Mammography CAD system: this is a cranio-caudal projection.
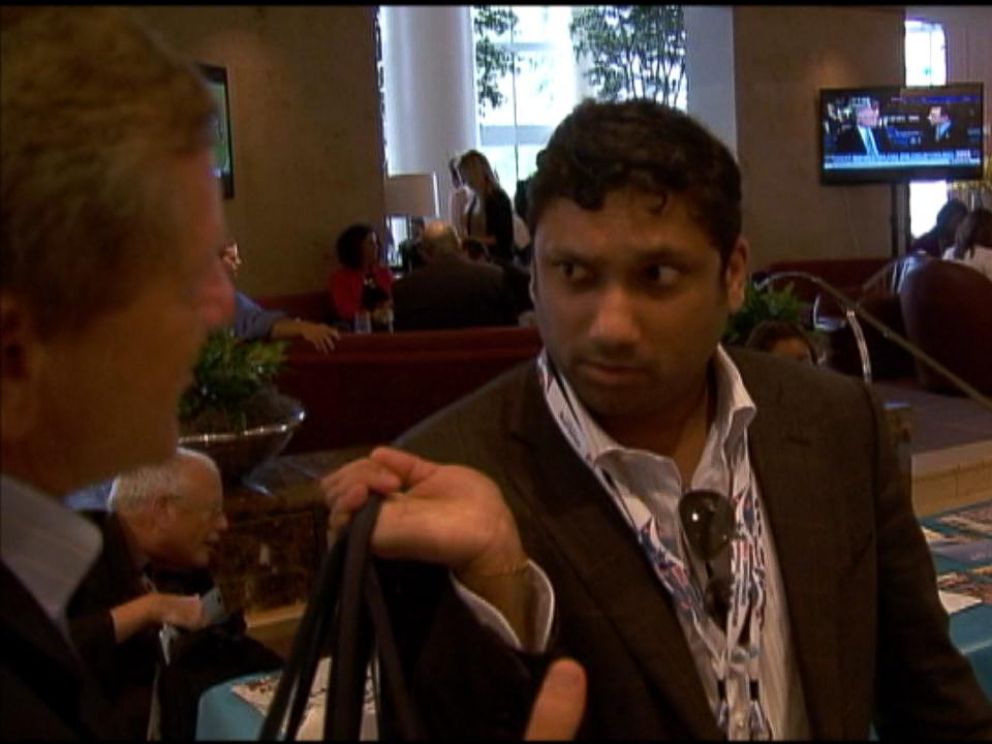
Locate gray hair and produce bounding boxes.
[108,447,220,513]
[420,220,462,260]
[1,7,217,339]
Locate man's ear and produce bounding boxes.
[149,492,175,530]
[0,293,42,441]
[724,237,750,313]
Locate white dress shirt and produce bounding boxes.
[539,346,810,739]
[943,244,992,283]
[1,474,102,635]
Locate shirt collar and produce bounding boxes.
[1,474,102,622]
[544,344,756,470]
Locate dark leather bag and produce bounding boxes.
[260,494,423,740]
[159,609,284,741]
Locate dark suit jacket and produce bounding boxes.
[1,562,118,739]
[834,125,892,156]
[387,348,992,739]
[392,254,518,331]
[468,189,515,261]
[925,120,971,150]
[66,511,213,740]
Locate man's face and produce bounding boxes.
[769,337,814,365]
[928,106,949,126]
[220,241,242,277]
[158,457,228,569]
[531,189,747,432]
[361,232,381,269]
[32,150,234,491]
[856,102,880,128]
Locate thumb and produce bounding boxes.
[369,446,439,488]
[524,658,586,741]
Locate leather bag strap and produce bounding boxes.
[260,493,423,741]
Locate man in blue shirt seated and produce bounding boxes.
[221,239,339,353]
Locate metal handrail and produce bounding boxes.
[756,271,992,412]
[859,256,903,295]
[858,251,933,296]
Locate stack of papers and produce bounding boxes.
[232,657,378,740]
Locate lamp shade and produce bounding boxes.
[384,173,439,218]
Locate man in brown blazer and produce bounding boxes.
[324,101,992,738]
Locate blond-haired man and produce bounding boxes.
[1,7,234,738]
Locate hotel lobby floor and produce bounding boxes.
[873,381,992,517]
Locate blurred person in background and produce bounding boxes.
[943,206,992,282]
[222,238,338,352]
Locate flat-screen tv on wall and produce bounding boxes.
[199,63,234,199]
[820,83,984,185]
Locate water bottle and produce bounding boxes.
[354,310,372,334]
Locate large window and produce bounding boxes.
[905,19,949,239]
[473,7,583,190]
[472,6,687,191]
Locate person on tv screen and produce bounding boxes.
[924,104,969,150]
[834,96,891,156]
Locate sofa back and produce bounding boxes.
[256,290,338,325]
[760,257,889,303]
[900,259,992,395]
[276,326,543,452]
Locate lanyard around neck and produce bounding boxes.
[537,352,771,737]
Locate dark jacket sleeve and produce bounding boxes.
[376,559,541,739]
[865,382,992,739]
[67,608,119,682]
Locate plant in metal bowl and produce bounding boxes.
[723,281,806,346]
[178,329,305,485]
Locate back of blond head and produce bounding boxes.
[1,7,217,338]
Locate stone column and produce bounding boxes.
[685,6,739,156]
[381,6,479,218]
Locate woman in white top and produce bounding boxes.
[942,206,992,283]
[447,157,470,240]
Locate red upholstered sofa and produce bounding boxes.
[256,289,543,452]
[900,259,992,395]
[257,290,338,326]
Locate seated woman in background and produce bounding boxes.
[943,206,992,283]
[746,319,821,365]
[328,223,395,330]
[222,239,338,353]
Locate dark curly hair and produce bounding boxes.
[746,320,819,361]
[527,99,742,266]
[335,223,376,270]
[951,207,992,260]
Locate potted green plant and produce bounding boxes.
[723,280,807,346]
[178,329,305,485]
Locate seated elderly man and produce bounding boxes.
[222,238,339,352]
[392,220,519,331]
[67,448,279,740]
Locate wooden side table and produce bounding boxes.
[210,447,369,618]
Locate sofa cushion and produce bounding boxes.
[899,260,992,395]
